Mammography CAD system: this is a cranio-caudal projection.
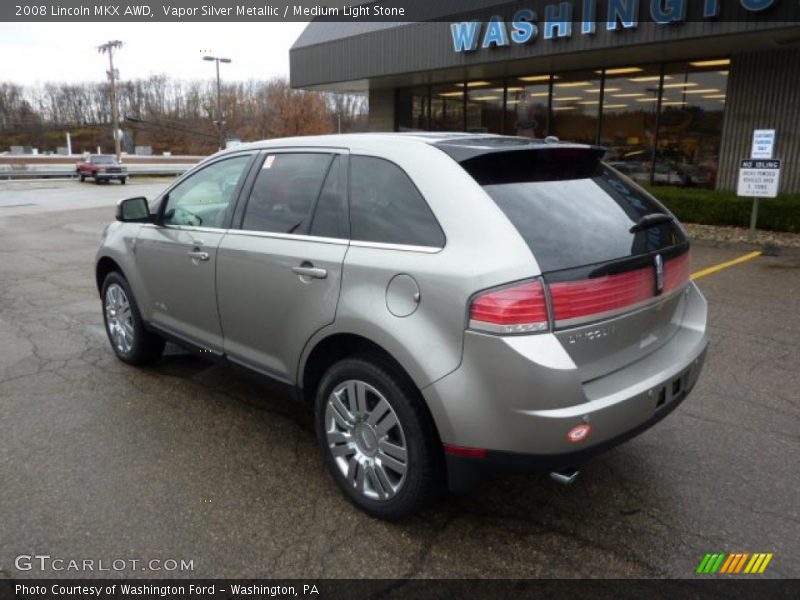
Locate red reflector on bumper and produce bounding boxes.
[444,444,488,458]
[567,425,591,443]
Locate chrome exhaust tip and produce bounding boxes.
[550,468,579,485]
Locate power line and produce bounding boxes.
[125,115,218,140]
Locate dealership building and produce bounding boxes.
[290,1,800,191]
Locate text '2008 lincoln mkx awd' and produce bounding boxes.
[96,133,708,519]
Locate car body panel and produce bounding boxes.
[216,230,348,383]
[96,133,709,478]
[553,288,687,383]
[135,224,227,352]
[421,282,707,454]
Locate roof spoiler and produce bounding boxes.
[452,144,609,185]
[433,138,607,163]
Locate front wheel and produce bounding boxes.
[120,177,127,185]
[101,272,164,365]
[315,357,444,520]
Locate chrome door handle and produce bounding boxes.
[292,265,328,279]
[188,250,210,261]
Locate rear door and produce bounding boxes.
[216,149,349,383]
[457,147,691,382]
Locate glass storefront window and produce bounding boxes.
[600,65,661,186]
[549,70,601,144]
[505,75,550,138]
[654,60,729,188]
[396,85,429,131]
[465,80,504,134]
[430,83,464,131]
[394,58,729,188]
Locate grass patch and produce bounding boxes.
[644,186,800,234]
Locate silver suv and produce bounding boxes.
[96,134,708,519]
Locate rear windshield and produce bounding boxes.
[460,149,686,272]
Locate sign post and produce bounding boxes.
[750,197,760,240]
[737,159,781,241]
[737,129,779,241]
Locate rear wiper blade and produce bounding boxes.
[629,212,673,233]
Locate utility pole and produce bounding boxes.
[203,55,232,151]
[98,40,123,161]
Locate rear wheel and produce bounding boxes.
[79,174,85,182]
[315,357,443,520]
[101,272,164,365]
[120,177,127,185]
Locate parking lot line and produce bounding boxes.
[691,251,762,281]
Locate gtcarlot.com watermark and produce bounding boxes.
[14,554,194,573]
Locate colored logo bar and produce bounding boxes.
[696,553,773,574]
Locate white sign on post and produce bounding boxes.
[737,159,781,198]
[751,129,776,159]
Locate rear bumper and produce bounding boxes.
[421,282,709,491]
[444,347,705,492]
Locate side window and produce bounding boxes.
[163,155,251,228]
[309,156,348,239]
[349,156,445,247]
[241,153,333,234]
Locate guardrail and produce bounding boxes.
[0,165,193,180]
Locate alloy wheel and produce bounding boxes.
[104,283,134,354]
[324,379,408,501]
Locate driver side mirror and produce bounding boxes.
[116,197,152,223]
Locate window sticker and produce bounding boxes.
[263,155,276,169]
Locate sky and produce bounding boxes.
[0,22,309,86]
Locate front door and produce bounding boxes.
[135,153,254,352]
[216,150,349,383]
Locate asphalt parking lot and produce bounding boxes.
[0,179,798,579]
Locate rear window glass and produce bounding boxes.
[462,150,686,272]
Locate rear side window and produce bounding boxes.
[242,153,333,234]
[350,156,445,248]
[462,150,686,272]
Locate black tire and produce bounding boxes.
[314,356,444,520]
[79,174,85,182]
[120,177,127,185]
[101,271,165,365]
[94,177,101,184]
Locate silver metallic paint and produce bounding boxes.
[97,133,709,457]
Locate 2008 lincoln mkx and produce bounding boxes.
[95,133,708,519]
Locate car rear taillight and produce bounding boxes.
[469,251,691,334]
[549,265,654,325]
[469,279,549,334]
[664,251,691,293]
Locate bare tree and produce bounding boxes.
[1,75,364,155]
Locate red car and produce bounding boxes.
[76,155,127,184]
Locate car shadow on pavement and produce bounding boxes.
[128,342,677,578]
